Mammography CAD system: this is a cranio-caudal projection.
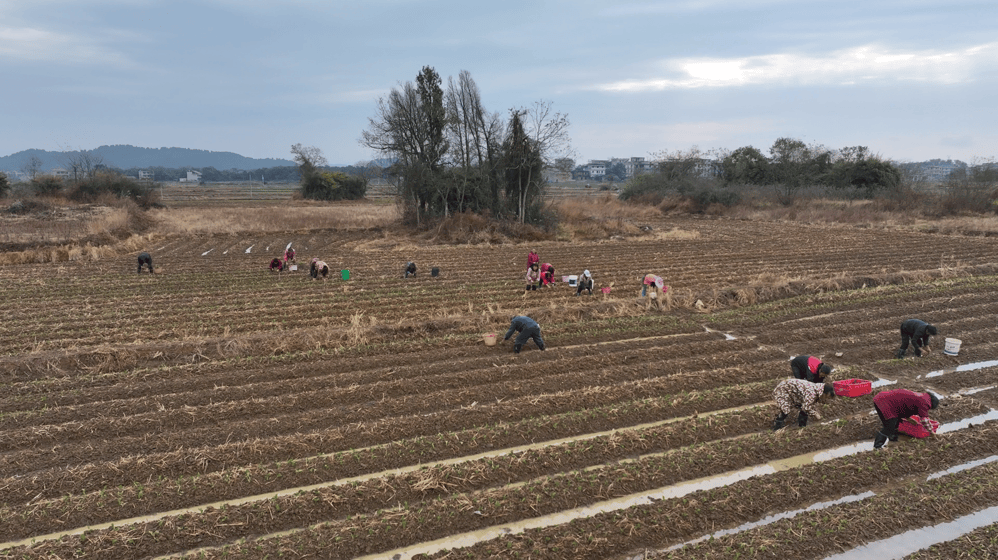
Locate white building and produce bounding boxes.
[138,170,154,182]
[179,170,202,183]
[586,160,607,178]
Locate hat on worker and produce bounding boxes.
[583,270,591,277]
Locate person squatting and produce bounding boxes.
[310,258,329,280]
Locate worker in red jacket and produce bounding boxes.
[873,389,939,448]
[527,249,539,269]
[539,263,556,287]
[790,355,832,383]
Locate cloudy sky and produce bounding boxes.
[2,0,996,165]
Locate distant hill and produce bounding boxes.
[0,145,295,173]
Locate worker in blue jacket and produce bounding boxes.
[503,315,546,354]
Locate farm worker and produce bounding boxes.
[137,252,154,274]
[575,269,594,296]
[310,258,329,280]
[503,315,546,354]
[539,263,556,287]
[524,263,540,292]
[640,274,666,309]
[872,389,939,448]
[772,379,835,430]
[527,249,539,269]
[895,319,937,359]
[790,355,832,383]
[404,261,417,278]
[283,247,296,268]
[269,257,284,272]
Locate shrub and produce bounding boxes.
[300,171,367,201]
[66,172,158,208]
[31,175,64,196]
[6,198,53,215]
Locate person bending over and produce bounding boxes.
[772,379,835,430]
[137,252,154,274]
[503,315,546,354]
[896,319,937,358]
[873,389,939,448]
[576,270,594,296]
[310,258,329,280]
[791,355,832,383]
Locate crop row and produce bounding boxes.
[6,402,994,559]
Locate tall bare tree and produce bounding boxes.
[504,100,574,222]
[361,66,450,223]
[445,70,504,212]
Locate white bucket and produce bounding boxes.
[290,264,298,271]
[568,275,578,286]
[944,338,962,356]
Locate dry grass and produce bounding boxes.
[150,203,398,234]
[553,195,662,240]
[0,205,129,245]
[723,196,998,235]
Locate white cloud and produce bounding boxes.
[0,25,136,68]
[596,42,998,92]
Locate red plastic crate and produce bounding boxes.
[833,378,872,397]
[897,415,939,438]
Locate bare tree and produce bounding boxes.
[290,144,327,170]
[21,155,43,179]
[445,70,505,212]
[361,66,451,223]
[65,150,104,182]
[522,100,574,169]
[505,100,574,222]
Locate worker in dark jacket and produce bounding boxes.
[137,252,154,274]
[503,315,546,354]
[873,389,939,448]
[791,355,832,383]
[404,261,417,278]
[575,270,594,296]
[896,319,937,358]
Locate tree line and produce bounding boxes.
[622,139,909,204]
[357,66,573,225]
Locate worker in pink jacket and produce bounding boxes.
[524,263,540,292]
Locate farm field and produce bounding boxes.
[1,211,998,559]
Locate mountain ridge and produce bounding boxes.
[0,145,295,172]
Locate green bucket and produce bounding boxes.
[340,269,350,280]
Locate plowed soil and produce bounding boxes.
[2,211,998,559]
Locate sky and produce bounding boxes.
[2,0,997,166]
